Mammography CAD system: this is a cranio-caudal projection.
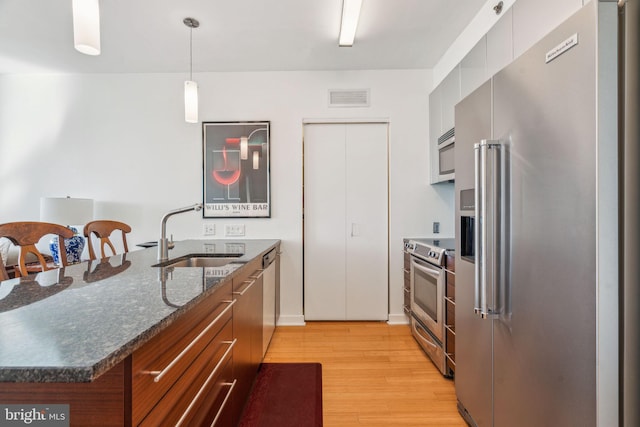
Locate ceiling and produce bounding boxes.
[0,0,487,75]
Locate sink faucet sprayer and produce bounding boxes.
[158,203,203,262]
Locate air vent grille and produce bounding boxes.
[438,127,455,145]
[328,89,370,107]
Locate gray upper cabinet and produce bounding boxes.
[460,37,487,101]
[486,7,513,79]
[429,84,442,184]
[440,64,461,134]
[429,0,586,185]
[429,65,459,184]
[512,0,584,58]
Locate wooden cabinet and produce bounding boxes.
[132,280,235,426]
[231,257,264,423]
[403,248,411,317]
[444,252,456,376]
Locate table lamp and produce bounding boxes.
[40,197,94,265]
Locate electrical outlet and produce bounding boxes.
[203,223,216,236]
[433,222,440,234]
[225,224,245,237]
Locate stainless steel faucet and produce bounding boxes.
[158,203,203,261]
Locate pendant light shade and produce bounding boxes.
[183,17,200,124]
[72,0,101,55]
[184,80,198,123]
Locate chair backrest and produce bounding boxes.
[0,222,74,279]
[83,220,131,260]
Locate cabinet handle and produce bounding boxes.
[145,299,236,383]
[209,379,237,427]
[233,276,259,296]
[175,339,237,427]
[249,269,264,280]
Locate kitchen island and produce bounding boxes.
[0,239,280,426]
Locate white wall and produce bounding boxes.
[0,69,454,324]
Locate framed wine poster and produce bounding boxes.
[202,121,270,218]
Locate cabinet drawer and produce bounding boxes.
[132,281,233,425]
[138,319,235,426]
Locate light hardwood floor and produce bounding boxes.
[263,321,467,427]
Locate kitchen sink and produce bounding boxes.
[153,253,243,268]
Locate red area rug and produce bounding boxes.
[238,363,323,427]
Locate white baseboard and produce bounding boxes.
[276,314,306,326]
[387,313,410,325]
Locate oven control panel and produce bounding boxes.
[405,240,446,266]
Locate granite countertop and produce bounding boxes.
[0,239,279,383]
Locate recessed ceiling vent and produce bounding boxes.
[328,89,370,108]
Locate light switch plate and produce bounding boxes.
[203,223,216,236]
[225,224,245,237]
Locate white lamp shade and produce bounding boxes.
[72,0,101,55]
[253,150,260,170]
[184,80,199,123]
[339,0,363,47]
[40,197,94,226]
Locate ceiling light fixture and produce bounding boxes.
[184,17,200,124]
[72,0,101,55]
[339,0,363,47]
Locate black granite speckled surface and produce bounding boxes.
[0,239,279,383]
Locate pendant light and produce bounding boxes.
[72,0,101,55]
[184,17,200,123]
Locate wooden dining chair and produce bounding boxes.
[0,222,75,280]
[83,220,131,260]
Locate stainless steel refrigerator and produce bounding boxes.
[454,2,620,426]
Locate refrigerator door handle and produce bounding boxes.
[474,142,483,315]
[474,139,503,319]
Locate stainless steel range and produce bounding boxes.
[404,238,454,376]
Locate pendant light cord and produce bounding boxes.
[184,17,199,80]
[189,26,193,81]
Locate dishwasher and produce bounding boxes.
[262,248,277,356]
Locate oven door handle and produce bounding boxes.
[411,259,441,277]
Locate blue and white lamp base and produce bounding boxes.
[50,226,85,265]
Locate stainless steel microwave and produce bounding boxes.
[436,128,455,182]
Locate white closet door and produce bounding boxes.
[304,124,347,320]
[345,124,388,320]
[304,123,388,320]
